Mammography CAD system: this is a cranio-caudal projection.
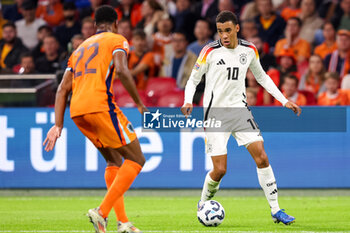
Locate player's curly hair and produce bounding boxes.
[216,11,238,25]
[95,5,118,26]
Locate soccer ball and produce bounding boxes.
[197,200,225,227]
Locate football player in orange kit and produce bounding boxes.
[43,5,147,233]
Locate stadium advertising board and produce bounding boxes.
[0,107,349,188]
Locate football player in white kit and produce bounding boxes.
[181,11,301,225]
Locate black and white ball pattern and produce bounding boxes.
[197,200,225,227]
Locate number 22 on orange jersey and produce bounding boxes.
[74,42,99,78]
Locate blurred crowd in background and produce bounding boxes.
[1,0,350,106]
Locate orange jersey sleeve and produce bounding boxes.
[69,32,130,118]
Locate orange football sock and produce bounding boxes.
[99,160,142,218]
[104,166,129,223]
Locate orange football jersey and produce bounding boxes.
[67,32,129,118]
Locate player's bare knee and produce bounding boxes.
[255,152,269,168]
[213,166,226,179]
[138,155,146,167]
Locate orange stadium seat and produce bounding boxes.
[157,90,185,107]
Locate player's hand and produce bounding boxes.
[181,103,193,118]
[137,104,149,115]
[285,101,301,116]
[43,125,62,152]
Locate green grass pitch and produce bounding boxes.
[0,189,350,232]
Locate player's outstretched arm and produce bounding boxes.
[113,51,148,114]
[285,101,301,116]
[43,70,73,152]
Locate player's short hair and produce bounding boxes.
[325,72,340,81]
[216,11,238,25]
[288,17,302,27]
[284,74,299,86]
[95,5,118,26]
[2,22,16,30]
[132,29,146,40]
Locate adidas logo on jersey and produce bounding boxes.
[217,59,225,65]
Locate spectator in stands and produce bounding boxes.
[246,69,266,105]
[174,0,198,42]
[117,19,133,44]
[255,0,285,47]
[18,52,36,74]
[298,0,323,44]
[341,74,350,89]
[240,19,258,40]
[128,29,159,90]
[218,0,235,13]
[240,0,259,21]
[115,0,142,28]
[299,54,326,96]
[32,25,52,60]
[36,0,64,27]
[318,72,349,105]
[152,14,173,58]
[274,17,311,64]
[193,0,219,26]
[246,87,258,106]
[0,22,28,72]
[15,0,46,50]
[314,22,337,59]
[35,35,61,73]
[268,49,299,89]
[331,0,350,30]
[248,36,276,71]
[136,0,164,40]
[160,31,197,89]
[325,29,350,79]
[281,0,301,21]
[275,74,307,105]
[188,19,213,56]
[3,0,23,22]
[60,34,84,70]
[55,2,81,51]
[0,3,8,40]
[81,17,96,40]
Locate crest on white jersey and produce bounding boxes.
[239,53,247,65]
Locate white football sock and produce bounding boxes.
[257,165,280,214]
[200,171,221,202]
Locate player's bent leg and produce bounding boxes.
[104,166,129,223]
[99,139,145,219]
[246,141,269,168]
[200,155,227,207]
[247,141,295,225]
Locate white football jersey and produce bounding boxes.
[184,39,288,108]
